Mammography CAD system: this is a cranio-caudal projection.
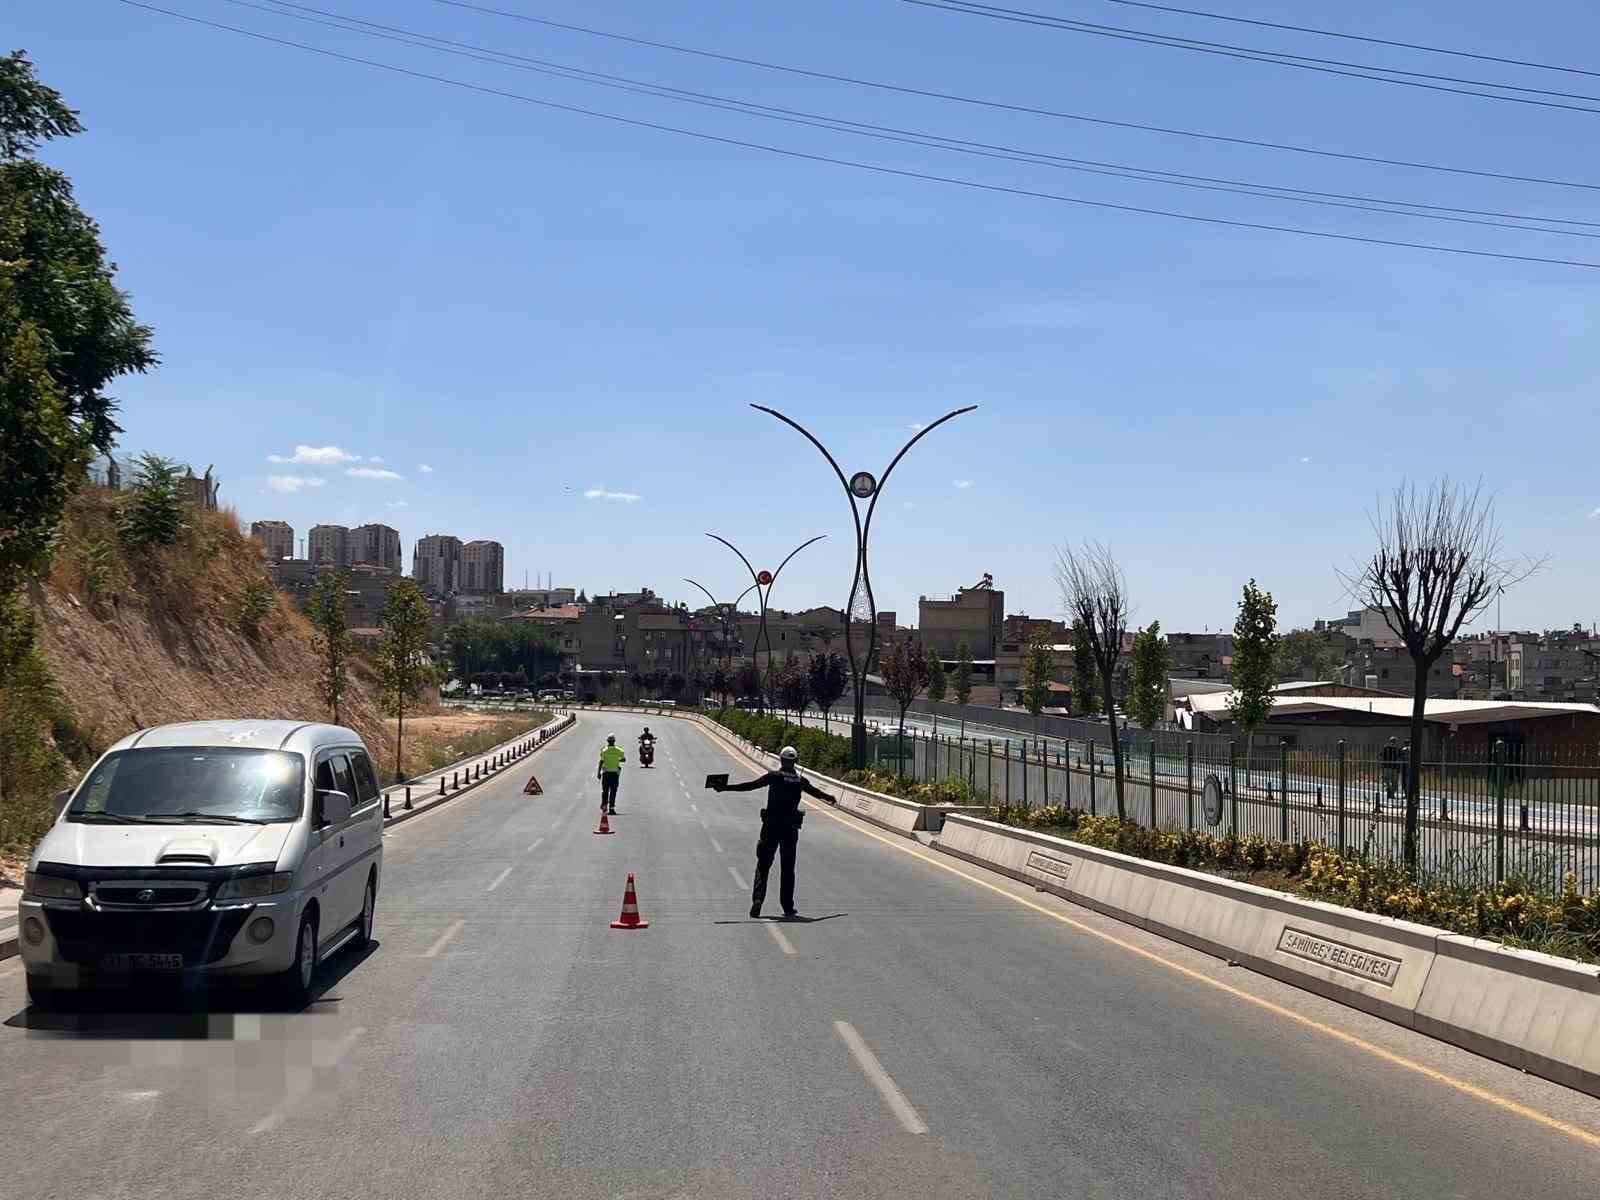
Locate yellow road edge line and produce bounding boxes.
[692,719,1600,1150]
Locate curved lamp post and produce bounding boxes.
[706,532,826,713]
[751,403,977,767]
[683,577,759,692]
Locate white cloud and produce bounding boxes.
[385,500,409,508]
[267,474,326,493]
[346,466,403,480]
[585,488,642,503]
[953,479,975,489]
[909,423,926,432]
[368,455,385,464]
[267,444,359,466]
[1300,456,1313,464]
[1590,506,1600,519]
[418,463,435,473]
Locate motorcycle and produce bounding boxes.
[639,738,656,767]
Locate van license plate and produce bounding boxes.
[101,953,183,970]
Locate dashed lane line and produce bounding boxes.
[766,923,797,956]
[423,920,465,959]
[834,1020,927,1134]
[486,867,514,892]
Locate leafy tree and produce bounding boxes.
[0,51,155,597]
[926,646,947,703]
[1022,629,1056,718]
[666,672,686,700]
[1071,619,1098,717]
[880,639,931,778]
[377,578,433,782]
[775,656,811,722]
[237,577,275,639]
[1279,628,1338,682]
[807,651,847,732]
[1057,541,1130,819]
[1340,479,1541,869]
[1227,580,1280,777]
[444,616,558,683]
[735,662,762,701]
[117,453,186,553]
[1127,620,1171,730]
[710,665,732,707]
[952,639,974,737]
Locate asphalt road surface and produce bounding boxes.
[3,714,1598,1198]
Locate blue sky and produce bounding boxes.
[17,0,1600,634]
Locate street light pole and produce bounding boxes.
[751,403,977,768]
[683,577,759,694]
[704,533,826,714]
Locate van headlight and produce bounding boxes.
[215,870,294,900]
[23,871,82,900]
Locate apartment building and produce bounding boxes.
[413,534,462,595]
[351,522,401,573]
[250,520,294,562]
[918,574,1004,659]
[460,540,505,594]
[308,524,350,568]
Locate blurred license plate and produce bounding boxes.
[102,953,183,970]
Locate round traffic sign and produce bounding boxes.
[757,570,773,585]
[849,471,877,499]
[1201,773,1225,827]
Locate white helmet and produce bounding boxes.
[779,745,798,763]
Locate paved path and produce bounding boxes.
[2,713,1597,1198]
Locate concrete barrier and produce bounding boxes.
[935,813,1600,1096]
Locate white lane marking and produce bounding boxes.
[765,922,797,956]
[113,1089,162,1102]
[486,867,514,892]
[728,866,747,891]
[709,836,724,854]
[834,1021,928,1135]
[690,802,698,812]
[249,1026,365,1135]
[423,920,465,958]
[527,837,544,853]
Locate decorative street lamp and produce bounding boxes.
[683,577,759,684]
[704,532,826,713]
[751,404,977,767]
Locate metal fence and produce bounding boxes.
[878,724,1600,895]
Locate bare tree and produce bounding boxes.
[1339,479,1541,870]
[1055,541,1130,820]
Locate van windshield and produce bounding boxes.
[67,748,306,824]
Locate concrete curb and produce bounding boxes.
[934,813,1600,1099]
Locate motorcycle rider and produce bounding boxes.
[638,726,656,767]
[713,745,836,919]
[597,735,625,814]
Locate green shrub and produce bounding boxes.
[117,453,186,553]
[237,577,275,638]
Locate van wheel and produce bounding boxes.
[354,876,376,950]
[26,974,71,1012]
[277,910,319,1007]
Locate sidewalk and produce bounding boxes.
[0,711,576,961]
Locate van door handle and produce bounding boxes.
[339,835,345,848]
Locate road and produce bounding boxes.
[3,713,1598,1198]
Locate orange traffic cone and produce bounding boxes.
[610,873,649,929]
[594,809,614,835]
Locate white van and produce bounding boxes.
[18,720,384,1009]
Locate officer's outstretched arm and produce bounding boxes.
[718,774,770,794]
[799,776,837,804]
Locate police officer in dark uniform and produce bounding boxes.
[713,745,836,919]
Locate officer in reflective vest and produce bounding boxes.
[597,735,626,814]
[713,746,835,918]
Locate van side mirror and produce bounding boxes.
[316,789,352,826]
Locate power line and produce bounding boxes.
[1089,0,1600,80]
[112,1,1600,270]
[418,0,1600,192]
[232,0,1600,236]
[906,0,1600,114]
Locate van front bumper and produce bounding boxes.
[18,894,304,986]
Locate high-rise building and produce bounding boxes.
[352,522,401,573]
[250,520,294,562]
[460,540,505,594]
[308,524,350,568]
[918,574,1004,659]
[413,534,462,595]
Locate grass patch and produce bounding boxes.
[400,711,552,779]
